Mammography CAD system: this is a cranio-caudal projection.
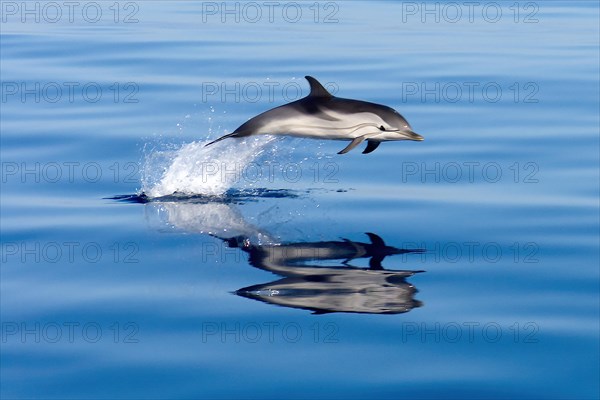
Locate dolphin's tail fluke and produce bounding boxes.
[205,132,239,147]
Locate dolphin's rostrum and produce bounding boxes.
[206,76,424,154]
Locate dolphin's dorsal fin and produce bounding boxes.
[365,232,385,247]
[305,76,333,98]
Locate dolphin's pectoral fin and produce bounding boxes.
[338,133,382,155]
[338,136,367,154]
[362,140,381,154]
[369,255,385,270]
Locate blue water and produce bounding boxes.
[1,1,599,398]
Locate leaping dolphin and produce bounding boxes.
[205,76,424,154]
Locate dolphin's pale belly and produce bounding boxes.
[256,243,367,268]
[259,111,383,141]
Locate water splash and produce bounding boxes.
[148,201,276,244]
[141,135,279,198]
[109,188,306,204]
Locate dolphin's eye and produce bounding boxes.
[379,125,386,131]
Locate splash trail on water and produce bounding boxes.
[141,136,279,198]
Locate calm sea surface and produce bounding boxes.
[1,1,599,399]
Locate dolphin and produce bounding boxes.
[142,199,426,314]
[205,76,424,154]
[228,232,425,314]
[225,232,424,271]
[236,268,423,315]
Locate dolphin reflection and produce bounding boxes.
[151,201,426,315]
[226,233,425,315]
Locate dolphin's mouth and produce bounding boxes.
[401,130,424,141]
